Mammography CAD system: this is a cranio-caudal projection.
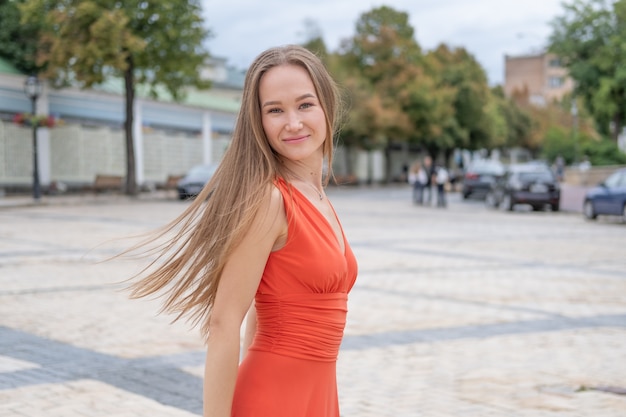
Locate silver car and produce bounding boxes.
[177,164,218,200]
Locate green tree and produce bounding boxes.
[334,61,411,149]
[338,6,425,180]
[0,0,41,74]
[20,0,211,195]
[425,44,492,155]
[490,86,533,148]
[400,65,457,158]
[483,98,508,150]
[549,0,626,142]
[341,6,422,87]
[582,137,626,164]
[328,49,410,181]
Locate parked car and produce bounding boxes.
[582,168,626,221]
[461,160,505,199]
[485,163,560,211]
[177,164,218,200]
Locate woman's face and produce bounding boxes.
[258,64,326,165]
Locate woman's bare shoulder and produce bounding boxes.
[264,183,288,250]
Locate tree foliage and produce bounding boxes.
[425,44,493,153]
[582,137,626,164]
[342,6,421,87]
[332,60,411,151]
[549,0,626,141]
[338,7,428,151]
[400,66,457,155]
[487,86,533,150]
[21,0,210,97]
[0,0,41,74]
[19,0,211,194]
[336,5,512,168]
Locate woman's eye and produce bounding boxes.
[267,108,282,114]
[300,102,313,109]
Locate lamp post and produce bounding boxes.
[571,98,578,164]
[24,75,43,201]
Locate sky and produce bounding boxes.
[201,0,566,86]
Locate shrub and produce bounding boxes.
[581,139,626,166]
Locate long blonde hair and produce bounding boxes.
[127,45,341,338]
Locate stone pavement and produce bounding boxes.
[0,186,625,416]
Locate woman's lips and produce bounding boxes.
[283,135,309,143]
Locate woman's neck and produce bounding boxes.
[281,159,324,187]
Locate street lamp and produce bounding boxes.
[24,75,43,200]
[571,98,578,164]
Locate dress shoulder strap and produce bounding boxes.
[274,177,296,221]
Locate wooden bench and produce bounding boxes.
[330,174,359,186]
[93,174,123,193]
[164,174,183,190]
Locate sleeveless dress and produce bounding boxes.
[231,178,358,417]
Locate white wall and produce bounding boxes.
[0,121,214,187]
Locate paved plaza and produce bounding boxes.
[0,186,625,416]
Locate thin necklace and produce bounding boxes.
[305,182,324,201]
[291,175,324,200]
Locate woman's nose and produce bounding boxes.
[285,112,303,131]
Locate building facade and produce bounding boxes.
[0,57,244,191]
[504,52,573,105]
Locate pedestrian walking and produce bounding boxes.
[408,161,427,204]
[124,45,358,417]
[422,155,435,205]
[435,164,449,208]
[554,154,565,182]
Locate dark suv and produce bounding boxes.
[485,163,560,211]
[461,159,505,199]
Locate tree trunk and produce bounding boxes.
[124,56,137,195]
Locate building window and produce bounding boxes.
[549,58,562,67]
[548,76,564,88]
[530,94,546,107]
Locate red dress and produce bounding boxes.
[231,178,358,417]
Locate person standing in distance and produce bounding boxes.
[422,155,435,205]
[126,45,358,417]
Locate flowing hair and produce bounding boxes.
[127,45,341,339]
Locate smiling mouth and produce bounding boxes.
[284,135,309,143]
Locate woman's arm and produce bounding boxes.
[202,187,286,417]
[241,304,257,359]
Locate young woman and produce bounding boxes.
[128,45,358,417]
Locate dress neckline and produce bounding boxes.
[279,178,346,256]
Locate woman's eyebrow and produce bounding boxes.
[296,93,316,101]
[262,100,281,108]
[261,93,317,108]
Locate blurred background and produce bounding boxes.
[0,0,625,201]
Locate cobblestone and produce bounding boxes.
[1,187,625,416]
